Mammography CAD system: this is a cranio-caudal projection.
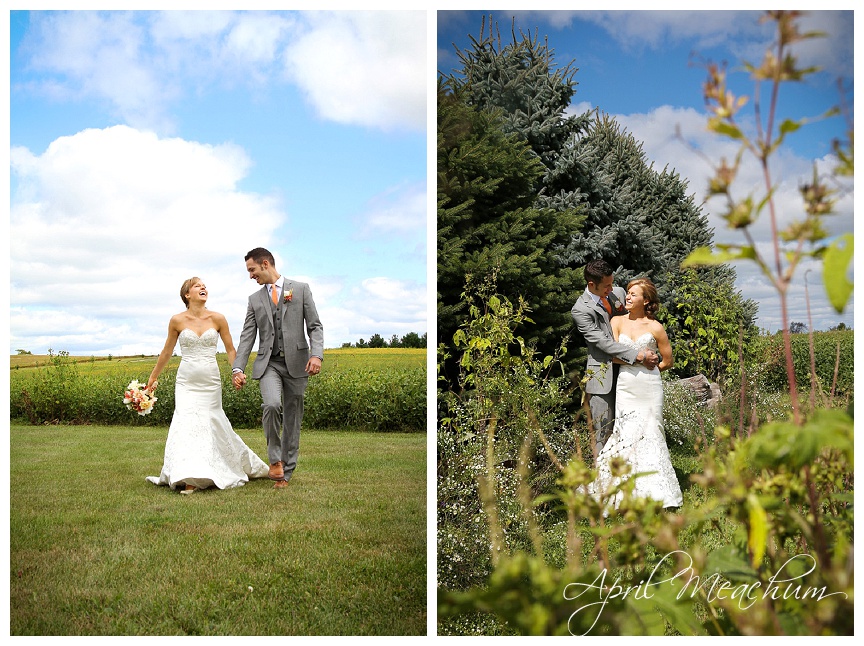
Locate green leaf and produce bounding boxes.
[778,118,802,136]
[704,544,759,583]
[622,595,666,635]
[747,494,769,567]
[682,245,756,268]
[822,233,853,312]
[636,577,708,636]
[709,119,745,140]
[747,409,853,470]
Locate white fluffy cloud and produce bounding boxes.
[10,125,282,278]
[9,124,428,354]
[282,12,426,132]
[355,181,427,238]
[19,10,425,134]
[614,106,854,331]
[323,277,427,345]
[522,10,852,79]
[9,125,286,354]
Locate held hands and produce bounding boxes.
[638,349,660,370]
[232,358,320,388]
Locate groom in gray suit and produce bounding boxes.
[571,259,658,456]
[232,247,324,489]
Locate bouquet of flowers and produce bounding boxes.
[124,379,157,415]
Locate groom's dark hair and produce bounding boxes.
[584,259,613,286]
[245,247,276,267]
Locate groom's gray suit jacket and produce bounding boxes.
[233,278,324,379]
[570,286,639,395]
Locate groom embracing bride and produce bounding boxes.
[571,259,682,511]
[232,247,324,489]
[571,260,658,455]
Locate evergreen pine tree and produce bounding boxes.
[442,18,756,380]
[437,82,584,382]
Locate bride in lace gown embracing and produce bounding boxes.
[593,277,683,511]
[145,277,269,494]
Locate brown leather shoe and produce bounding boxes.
[268,461,284,481]
[273,480,290,489]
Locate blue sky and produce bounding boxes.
[6,9,427,356]
[439,9,855,332]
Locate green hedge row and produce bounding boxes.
[10,363,426,432]
[745,329,853,399]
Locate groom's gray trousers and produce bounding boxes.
[259,356,308,478]
[588,388,616,458]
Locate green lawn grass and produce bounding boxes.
[10,424,426,635]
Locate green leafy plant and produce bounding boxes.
[656,268,753,386]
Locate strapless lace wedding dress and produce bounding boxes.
[592,332,683,510]
[146,328,269,491]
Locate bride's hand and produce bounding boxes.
[641,350,659,369]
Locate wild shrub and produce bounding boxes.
[304,368,425,431]
[661,380,716,453]
[438,291,574,594]
[10,354,425,432]
[438,291,854,636]
[746,330,853,402]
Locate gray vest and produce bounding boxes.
[271,290,284,359]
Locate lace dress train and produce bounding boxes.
[592,332,683,510]
[146,328,269,491]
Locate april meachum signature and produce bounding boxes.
[562,550,848,635]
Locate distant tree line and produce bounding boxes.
[341,332,427,349]
[789,321,849,334]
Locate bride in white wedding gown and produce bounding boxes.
[593,278,683,511]
[145,277,269,494]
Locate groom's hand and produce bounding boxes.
[305,357,322,376]
[233,371,247,390]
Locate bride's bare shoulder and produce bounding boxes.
[649,318,669,337]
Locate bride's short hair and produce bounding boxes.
[180,276,202,308]
[627,278,659,317]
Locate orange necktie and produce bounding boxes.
[601,296,612,316]
[271,285,279,305]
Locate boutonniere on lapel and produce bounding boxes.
[607,294,625,314]
[283,289,293,303]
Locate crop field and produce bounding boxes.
[10,347,428,432]
[10,346,426,373]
